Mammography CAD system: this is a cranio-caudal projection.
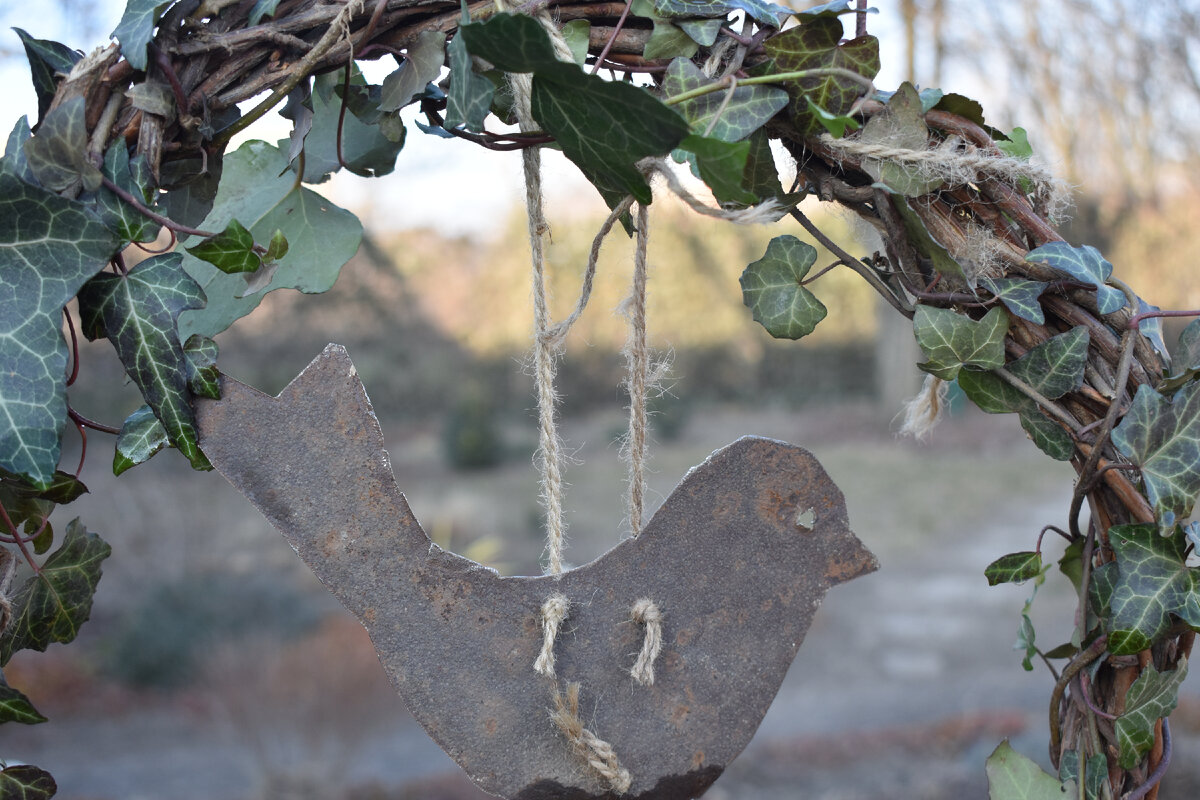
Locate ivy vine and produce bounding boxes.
[0,1,1196,798]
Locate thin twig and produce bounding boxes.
[1049,635,1108,765]
[590,0,633,75]
[100,175,215,239]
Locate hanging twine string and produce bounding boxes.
[533,593,570,677]
[639,158,789,225]
[620,203,651,536]
[629,598,663,686]
[551,682,634,794]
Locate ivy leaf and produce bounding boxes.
[857,82,942,196]
[742,128,788,201]
[186,219,260,274]
[560,20,591,64]
[111,0,174,71]
[648,0,789,27]
[979,277,1047,325]
[380,31,447,111]
[249,0,282,25]
[113,405,168,476]
[805,97,860,138]
[183,334,219,400]
[23,97,103,194]
[890,197,968,284]
[0,170,118,487]
[662,58,788,142]
[912,305,1008,381]
[13,28,81,123]
[0,674,47,724]
[159,148,225,230]
[985,740,1077,800]
[0,520,111,665]
[1114,657,1187,769]
[177,140,362,339]
[957,369,1024,415]
[932,93,992,135]
[0,765,56,800]
[1090,561,1118,621]
[799,0,879,16]
[740,235,826,339]
[6,117,37,185]
[77,253,210,471]
[1025,242,1126,315]
[87,144,159,245]
[985,552,1043,586]
[1111,382,1200,534]
[446,32,495,133]
[1059,751,1107,800]
[679,134,756,205]
[301,71,405,181]
[1007,326,1089,400]
[1019,412,1075,462]
[1161,317,1200,392]
[644,21,698,60]
[997,126,1033,160]
[754,17,879,137]
[678,18,722,46]
[1106,523,1200,655]
[458,13,561,71]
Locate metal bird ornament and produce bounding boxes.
[196,345,878,800]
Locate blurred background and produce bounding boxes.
[4,1,1200,798]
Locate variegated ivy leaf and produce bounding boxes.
[1006,326,1089,399]
[110,0,174,71]
[1115,657,1187,769]
[677,18,722,46]
[1106,524,1200,655]
[0,165,117,487]
[113,405,168,476]
[753,16,879,137]
[380,31,447,111]
[87,142,159,245]
[1025,242,1126,315]
[804,96,859,138]
[912,305,1008,380]
[985,741,1077,800]
[740,235,826,339]
[1111,381,1200,534]
[186,219,261,274]
[446,26,495,132]
[663,58,788,142]
[1019,413,1074,462]
[1058,751,1107,800]
[0,765,56,800]
[6,117,36,185]
[978,276,1048,325]
[648,0,790,27]
[679,134,756,205]
[13,28,81,122]
[644,21,698,60]
[184,334,220,400]
[23,96,102,194]
[985,551,1042,586]
[77,253,211,471]
[1161,317,1200,392]
[0,674,47,725]
[857,82,942,196]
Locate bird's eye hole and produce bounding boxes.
[794,507,816,532]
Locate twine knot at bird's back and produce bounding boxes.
[534,593,570,677]
[630,598,663,686]
[552,682,633,794]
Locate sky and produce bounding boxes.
[0,1,911,237]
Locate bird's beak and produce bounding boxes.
[825,531,879,586]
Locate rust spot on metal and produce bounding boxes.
[691,750,705,769]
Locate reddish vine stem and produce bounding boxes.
[591,0,633,75]
[63,308,80,387]
[0,503,40,575]
[67,407,121,436]
[100,175,215,239]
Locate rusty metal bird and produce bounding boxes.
[196,344,877,800]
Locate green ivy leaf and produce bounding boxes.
[857,82,942,196]
[932,92,993,135]
[110,0,174,71]
[644,21,699,60]
[1115,657,1187,769]
[677,18,722,46]
[754,16,879,137]
[263,230,289,262]
[957,369,1025,415]
[1025,242,1125,315]
[301,71,406,181]
[979,277,1047,325]
[0,170,118,487]
[560,20,591,64]
[112,405,168,476]
[86,144,159,245]
[13,28,81,123]
[6,117,37,185]
[1019,412,1075,462]
[804,96,860,138]
[77,253,210,471]
[1106,523,1200,655]
[186,219,260,274]
[997,126,1033,160]
[1090,560,1118,621]
[0,519,111,665]
[985,740,1077,800]
[446,31,495,132]
[1111,382,1200,534]
[458,13,561,71]
[663,58,789,142]
[912,305,1008,380]
[0,765,56,799]
[249,0,282,25]
[177,140,363,339]
[1007,326,1089,400]
[1162,317,1200,392]
[679,134,756,205]
[742,128,788,201]
[159,148,225,230]
[183,334,219,400]
[380,31,447,111]
[985,551,1043,586]
[648,0,789,26]
[0,674,47,724]
[740,235,827,339]
[890,197,968,284]
[23,97,103,194]
[799,0,879,17]
[1059,751,1107,800]
[0,470,82,556]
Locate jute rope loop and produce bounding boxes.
[629,598,663,686]
[534,592,570,677]
[551,682,634,794]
